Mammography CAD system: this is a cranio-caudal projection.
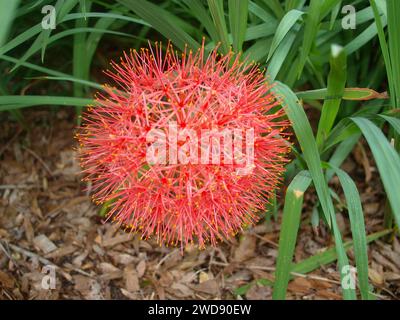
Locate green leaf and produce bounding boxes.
[274,82,356,299]
[245,21,278,41]
[117,0,200,52]
[208,0,230,54]
[0,0,19,47]
[0,24,42,56]
[10,27,135,72]
[0,96,93,111]
[182,0,218,43]
[273,171,312,300]
[285,0,305,11]
[41,0,80,62]
[297,0,322,78]
[316,44,347,148]
[351,117,400,229]
[228,0,248,53]
[234,283,253,296]
[370,0,395,107]
[329,201,357,299]
[73,1,91,118]
[241,229,390,297]
[320,0,342,21]
[267,30,297,81]
[296,88,387,101]
[292,229,391,274]
[329,165,370,300]
[0,55,102,91]
[0,10,147,58]
[273,82,335,227]
[326,134,360,181]
[380,114,400,134]
[248,1,277,23]
[345,18,386,55]
[39,76,103,90]
[387,0,400,108]
[261,0,284,19]
[66,12,149,26]
[267,9,304,62]
[245,38,272,63]
[329,1,342,30]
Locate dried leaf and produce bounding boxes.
[369,268,384,286]
[191,279,219,295]
[136,260,146,278]
[234,235,256,262]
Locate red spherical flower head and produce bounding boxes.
[77,41,290,249]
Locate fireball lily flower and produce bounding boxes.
[77,41,290,249]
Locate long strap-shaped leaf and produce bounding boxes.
[297,0,322,78]
[296,87,387,101]
[328,201,357,299]
[273,171,312,300]
[316,45,347,149]
[228,0,248,53]
[208,0,230,54]
[267,9,304,61]
[0,96,93,111]
[0,0,19,47]
[387,0,400,108]
[273,82,334,227]
[380,115,400,134]
[370,0,395,108]
[273,82,356,299]
[292,229,390,275]
[328,165,370,300]
[117,0,200,52]
[352,117,400,228]
[10,27,135,74]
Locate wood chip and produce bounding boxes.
[245,285,271,300]
[23,215,34,243]
[0,270,14,288]
[124,266,140,292]
[33,234,57,254]
[102,233,134,248]
[120,288,138,300]
[170,282,194,297]
[288,277,313,294]
[112,253,136,265]
[99,262,120,274]
[384,272,400,281]
[45,245,76,259]
[316,289,341,300]
[73,275,104,300]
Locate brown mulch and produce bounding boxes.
[0,109,399,300]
